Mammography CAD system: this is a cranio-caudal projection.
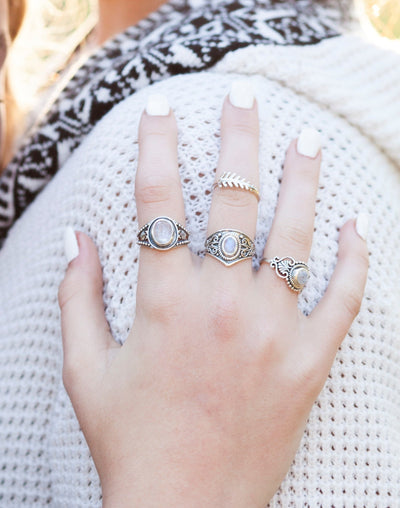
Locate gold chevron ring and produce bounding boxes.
[213,171,260,202]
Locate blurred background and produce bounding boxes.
[7,0,400,113]
[363,0,400,38]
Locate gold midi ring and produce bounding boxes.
[205,229,255,266]
[213,172,260,202]
[137,216,190,250]
[261,256,310,293]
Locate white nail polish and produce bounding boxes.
[64,227,79,263]
[356,213,369,241]
[146,93,170,116]
[229,79,255,109]
[297,128,322,158]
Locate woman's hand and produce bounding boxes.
[59,81,369,507]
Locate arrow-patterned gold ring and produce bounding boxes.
[213,171,260,202]
[261,256,311,293]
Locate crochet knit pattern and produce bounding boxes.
[0,3,400,508]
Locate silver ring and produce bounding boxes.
[137,216,189,250]
[261,256,310,293]
[213,171,260,202]
[205,229,255,266]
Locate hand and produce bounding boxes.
[59,82,369,507]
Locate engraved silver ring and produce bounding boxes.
[261,256,310,293]
[137,216,190,250]
[213,171,260,202]
[205,229,255,266]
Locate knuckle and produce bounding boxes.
[58,273,79,311]
[143,284,184,325]
[293,159,319,179]
[208,290,242,342]
[58,269,101,311]
[215,188,256,210]
[342,287,363,318]
[230,119,259,138]
[62,357,84,394]
[287,352,325,398]
[354,248,369,272]
[135,177,178,206]
[140,117,177,140]
[279,222,310,252]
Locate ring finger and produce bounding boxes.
[260,128,322,296]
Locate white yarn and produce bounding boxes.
[0,33,399,506]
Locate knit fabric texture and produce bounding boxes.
[1,16,400,508]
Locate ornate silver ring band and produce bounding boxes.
[137,216,189,250]
[213,171,260,202]
[205,229,255,266]
[261,256,310,293]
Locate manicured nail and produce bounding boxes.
[356,213,369,241]
[64,227,79,263]
[229,79,255,109]
[146,93,170,116]
[297,128,322,158]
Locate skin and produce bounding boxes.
[59,92,369,506]
[0,0,26,170]
[96,0,168,44]
[0,0,10,164]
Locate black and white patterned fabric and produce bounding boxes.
[0,0,340,247]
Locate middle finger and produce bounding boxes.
[204,79,260,275]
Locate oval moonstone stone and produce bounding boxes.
[151,218,175,247]
[221,234,239,258]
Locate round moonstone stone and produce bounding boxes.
[293,267,310,287]
[151,218,175,247]
[221,234,239,258]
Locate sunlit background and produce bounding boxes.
[364,0,400,38]
[8,0,400,113]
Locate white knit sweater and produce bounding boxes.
[0,32,399,507]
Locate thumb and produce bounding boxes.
[59,228,117,394]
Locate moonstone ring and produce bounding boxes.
[205,229,255,266]
[261,256,310,293]
[137,216,190,250]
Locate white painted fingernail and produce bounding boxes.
[146,93,170,116]
[356,213,369,241]
[229,79,255,109]
[297,128,322,158]
[64,227,79,264]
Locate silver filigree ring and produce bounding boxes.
[205,229,255,266]
[261,256,310,293]
[137,216,190,250]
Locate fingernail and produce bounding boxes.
[356,213,369,241]
[297,128,322,158]
[146,93,170,116]
[64,227,79,263]
[229,79,255,109]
